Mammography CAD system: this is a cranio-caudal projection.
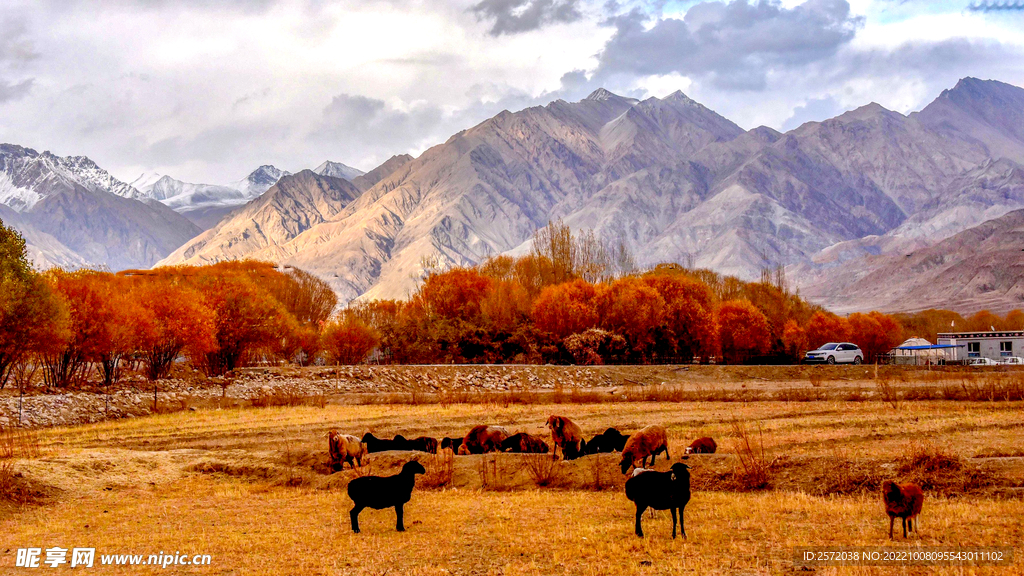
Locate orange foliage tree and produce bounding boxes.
[594,277,666,360]
[848,311,903,363]
[531,279,599,339]
[420,268,493,321]
[133,281,217,380]
[781,319,808,359]
[805,311,851,350]
[643,273,718,361]
[185,270,293,376]
[322,316,380,364]
[718,299,771,364]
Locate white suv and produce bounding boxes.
[804,342,864,365]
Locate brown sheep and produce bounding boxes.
[459,425,510,454]
[546,415,584,460]
[882,481,924,539]
[685,437,716,454]
[329,431,367,471]
[619,425,669,474]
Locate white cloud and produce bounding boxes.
[0,0,1022,186]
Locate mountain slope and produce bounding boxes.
[158,170,363,265]
[796,209,1024,314]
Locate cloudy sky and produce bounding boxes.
[1,0,1022,185]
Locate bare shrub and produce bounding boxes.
[477,454,501,490]
[419,452,454,489]
[524,454,562,487]
[730,421,776,490]
[876,375,899,409]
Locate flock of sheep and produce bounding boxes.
[329,416,923,540]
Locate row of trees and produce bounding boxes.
[6,218,1024,387]
[0,219,383,389]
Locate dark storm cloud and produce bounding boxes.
[595,0,863,90]
[470,0,583,35]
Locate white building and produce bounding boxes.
[936,331,1024,361]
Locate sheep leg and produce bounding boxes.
[634,505,647,538]
[395,503,405,532]
[888,516,894,540]
[350,505,364,533]
[908,517,913,534]
[671,507,678,539]
[679,507,686,539]
[901,517,907,538]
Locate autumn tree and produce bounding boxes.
[264,266,337,327]
[186,271,294,376]
[419,268,493,321]
[781,319,808,359]
[965,310,1004,332]
[0,221,70,389]
[42,270,114,388]
[133,281,217,380]
[718,299,771,364]
[805,311,851,350]
[643,273,718,361]
[531,279,599,339]
[849,311,904,363]
[322,316,380,364]
[594,277,666,360]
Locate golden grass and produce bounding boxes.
[3,396,1024,574]
[3,475,1022,575]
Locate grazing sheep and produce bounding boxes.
[546,415,585,460]
[440,437,463,454]
[584,427,628,454]
[882,481,924,539]
[347,461,426,533]
[460,425,510,454]
[619,425,670,474]
[501,433,550,454]
[625,462,691,538]
[408,436,439,454]
[361,433,413,453]
[328,431,367,471]
[685,437,717,455]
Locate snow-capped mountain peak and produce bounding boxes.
[313,160,364,181]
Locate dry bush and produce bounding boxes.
[0,461,50,505]
[896,443,996,497]
[730,421,776,490]
[588,455,614,490]
[942,375,1024,402]
[419,452,455,489]
[0,426,42,460]
[524,454,562,488]
[477,454,502,490]
[808,372,824,388]
[810,446,881,496]
[250,385,311,408]
[875,376,899,409]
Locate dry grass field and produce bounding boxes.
[2,370,1024,574]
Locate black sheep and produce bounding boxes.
[440,437,463,453]
[361,433,413,453]
[408,436,439,453]
[584,427,628,454]
[624,463,691,538]
[347,460,426,533]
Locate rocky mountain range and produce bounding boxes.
[7,77,1024,313]
[0,144,200,269]
[158,78,1024,311]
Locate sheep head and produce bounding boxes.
[619,450,634,475]
[403,461,427,476]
